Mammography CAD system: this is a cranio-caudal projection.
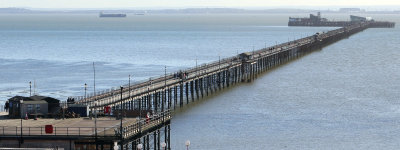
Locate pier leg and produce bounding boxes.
[180,83,184,107]
[153,131,157,150]
[200,78,204,98]
[186,82,189,104]
[174,86,177,109]
[157,129,161,150]
[154,93,158,112]
[206,76,209,96]
[222,71,225,89]
[143,136,146,150]
[168,88,172,109]
[146,134,150,150]
[167,125,171,150]
[195,79,199,100]
[190,81,194,102]
[226,70,230,87]
[161,91,165,112]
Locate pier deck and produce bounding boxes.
[0,117,136,137]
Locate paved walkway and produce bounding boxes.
[0,117,137,136]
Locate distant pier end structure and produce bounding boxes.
[99,12,127,18]
[289,12,395,28]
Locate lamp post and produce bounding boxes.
[84,83,87,99]
[137,143,143,150]
[120,86,124,150]
[185,140,190,150]
[94,101,98,149]
[29,81,32,97]
[161,142,166,150]
[20,99,23,148]
[129,75,131,100]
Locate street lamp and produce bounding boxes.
[20,99,23,148]
[29,81,32,97]
[137,143,143,150]
[120,86,124,150]
[84,83,87,99]
[161,142,166,150]
[94,100,98,150]
[185,140,190,150]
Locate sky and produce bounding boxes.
[1,0,400,9]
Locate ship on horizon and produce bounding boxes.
[99,12,126,18]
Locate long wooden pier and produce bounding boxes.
[72,21,394,114]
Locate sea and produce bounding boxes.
[0,13,399,149]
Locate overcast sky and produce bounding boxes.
[1,0,400,9]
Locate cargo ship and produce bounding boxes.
[99,12,127,18]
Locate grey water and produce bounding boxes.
[0,13,399,149]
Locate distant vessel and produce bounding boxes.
[135,11,147,15]
[99,12,126,18]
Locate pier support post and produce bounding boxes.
[186,82,189,104]
[168,88,172,109]
[190,81,194,102]
[195,79,199,100]
[200,78,204,98]
[180,83,183,107]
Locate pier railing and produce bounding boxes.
[120,109,171,139]
[0,126,117,137]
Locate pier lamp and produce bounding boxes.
[20,99,23,147]
[84,83,87,99]
[137,143,143,150]
[185,140,190,150]
[161,142,167,150]
[94,101,98,150]
[120,86,124,149]
[94,101,98,135]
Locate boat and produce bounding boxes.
[99,12,127,18]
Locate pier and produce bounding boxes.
[0,15,395,149]
[73,21,395,114]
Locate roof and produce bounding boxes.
[240,52,252,56]
[23,100,47,104]
[8,95,60,104]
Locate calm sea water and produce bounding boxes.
[0,13,399,149]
